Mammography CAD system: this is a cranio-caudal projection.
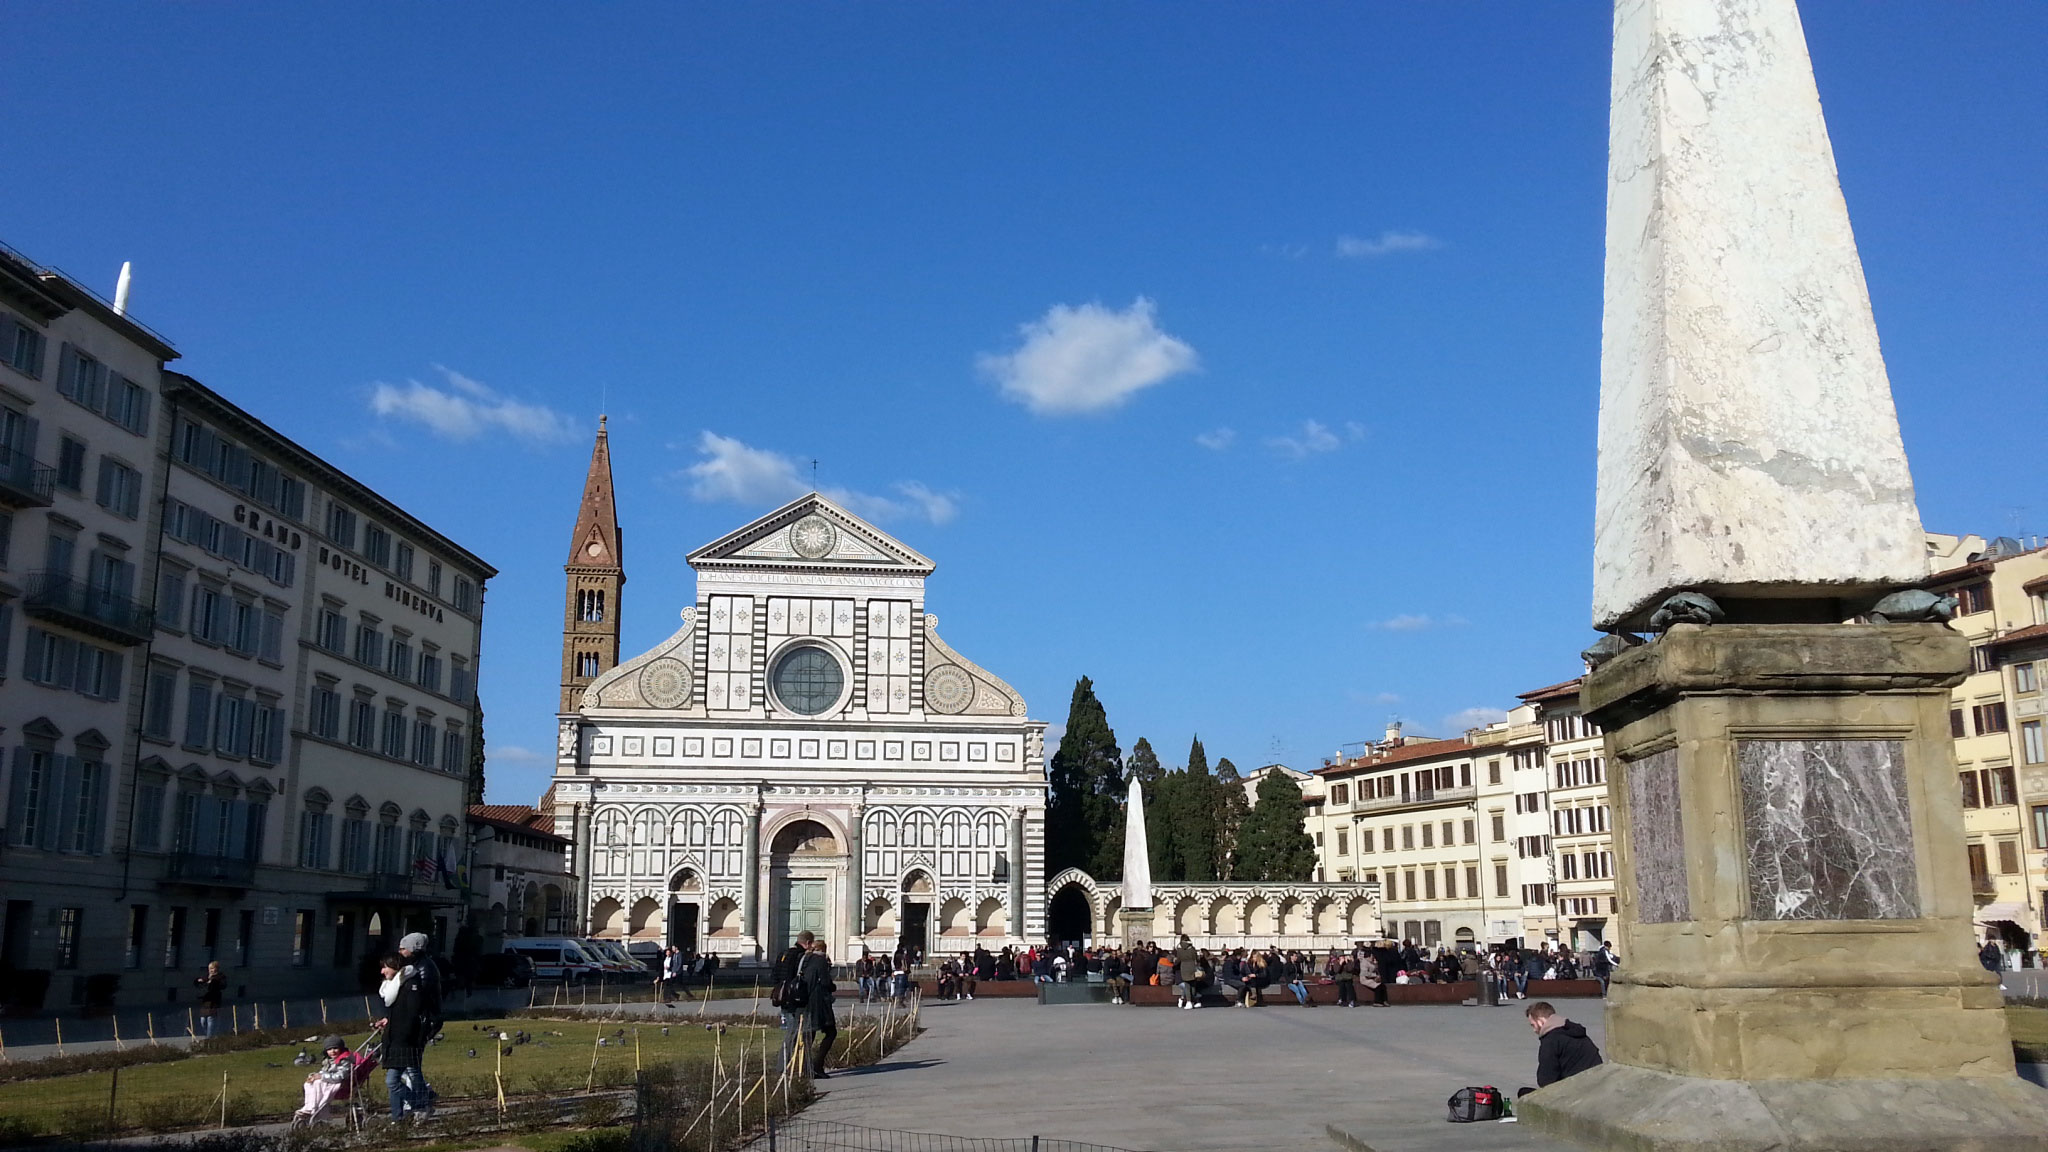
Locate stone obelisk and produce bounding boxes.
[1118,777,1154,946]
[1522,2,2048,1148]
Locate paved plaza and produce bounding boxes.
[799,997,1601,1152]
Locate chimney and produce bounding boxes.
[1384,720,1403,748]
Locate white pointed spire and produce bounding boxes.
[1122,776,1152,911]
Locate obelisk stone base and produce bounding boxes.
[1522,622,2048,1149]
[1117,908,1153,949]
[1520,1064,2048,1152]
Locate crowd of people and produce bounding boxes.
[998,937,1620,1006]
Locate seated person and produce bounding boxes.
[292,1036,359,1124]
[1522,1001,1603,1094]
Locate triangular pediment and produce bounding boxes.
[687,493,935,575]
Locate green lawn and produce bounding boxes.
[0,1017,771,1138]
[2007,1005,2048,1063]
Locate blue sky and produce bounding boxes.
[6,4,2042,803]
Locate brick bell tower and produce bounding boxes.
[561,416,624,711]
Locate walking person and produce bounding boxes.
[194,960,226,1038]
[774,930,814,1077]
[801,939,839,1078]
[374,951,439,1122]
[1174,934,1204,1009]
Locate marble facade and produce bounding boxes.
[552,494,1048,964]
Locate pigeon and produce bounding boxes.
[467,1049,477,1059]
[598,1037,610,1047]
[502,1045,514,1057]
[293,1050,313,1066]
[660,1027,669,1036]
[265,1062,282,1069]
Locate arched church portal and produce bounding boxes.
[768,818,841,956]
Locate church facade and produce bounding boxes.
[548,428,1046,963]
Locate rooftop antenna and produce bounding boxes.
[113,262,132,316]
[811,458,819,490]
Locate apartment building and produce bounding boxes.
[0,241,494,1012]
[1484,705,1549,943]
[1923,533,2048,949]
[0,244,177,1012]
[1517,679,1616,951]
[137,373,494,1002]
[1314,726,1491,948]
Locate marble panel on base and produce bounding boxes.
[1627,748,1690,922]
[1737,739,1918,920]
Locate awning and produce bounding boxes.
[1973,902,2028,924]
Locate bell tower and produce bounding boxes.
[561,416,624,711]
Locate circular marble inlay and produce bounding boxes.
[790,515,838,559]
[925,664,973,714]
[640,659,692,709]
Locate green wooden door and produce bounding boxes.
[781,878,827,950]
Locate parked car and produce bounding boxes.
[503,937,606,983]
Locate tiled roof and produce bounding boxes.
[468,804,568,843]
[1988,623,2048,650]
[1517,677,1583,704]
[1316,737,1472,776]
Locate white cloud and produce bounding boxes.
[1444,706,1508,733]
[367,366,576,445]
[978,297,1198,415]
[1336,230,1440,258]
[683,431,958,524]
[1370,613,1469,632]
[1263,419,1365,459]
[1194,427,1236,451]
[893,482,960,526]
[489,745,546,765]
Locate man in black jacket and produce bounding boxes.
[1525,1001,1602,1088]
[799,940,838,1077]
[774,931,814,1076]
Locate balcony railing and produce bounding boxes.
[24,571,153,645]
[0,444,55,507]
[1353,784,1477,813]
[163,852,256,887]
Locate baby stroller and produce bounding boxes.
[291,1027,384,1131]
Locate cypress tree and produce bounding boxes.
[1213,756,1250,880]
[1180,736,1219,881]
[1046,677,1123,877]
[1235,771,1320,881]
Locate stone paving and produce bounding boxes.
[792,996,1605,1152]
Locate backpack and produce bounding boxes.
[770,975,805,1009]
[1447,1086,1504,1123]
[769,948,807,1010]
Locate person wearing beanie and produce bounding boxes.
[375,941,442,1123]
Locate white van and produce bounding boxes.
[580,939,646,980]
[503,937,606,984]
